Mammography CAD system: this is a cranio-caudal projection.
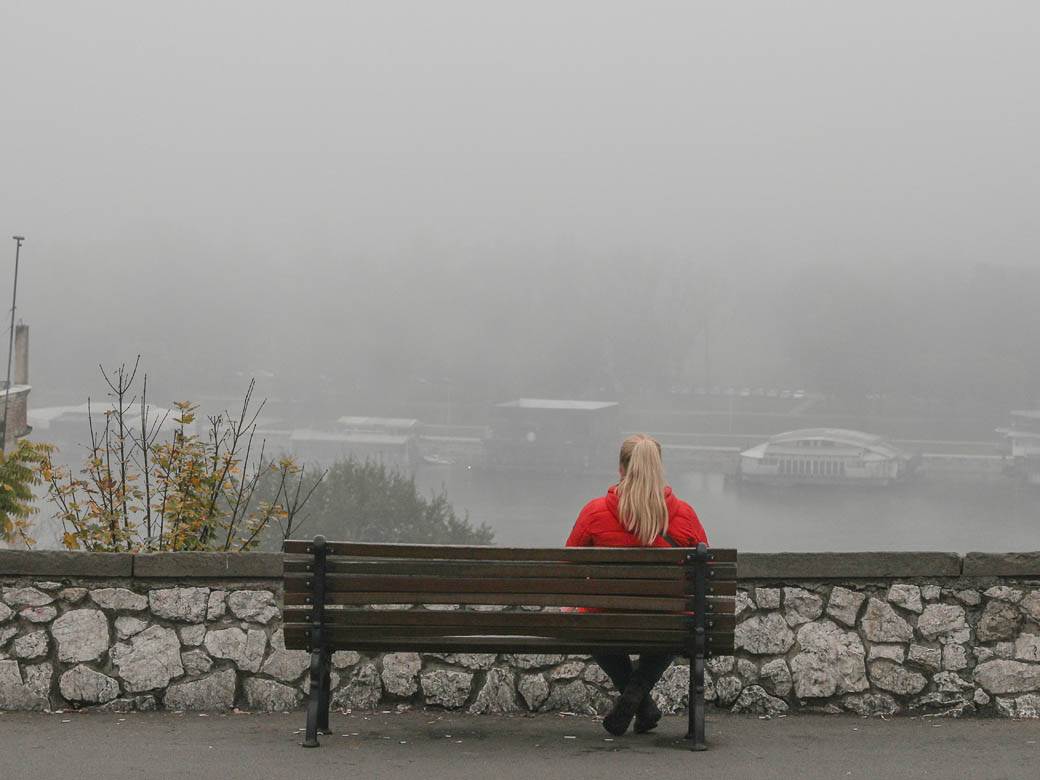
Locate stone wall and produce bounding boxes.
[2,550,1039,718]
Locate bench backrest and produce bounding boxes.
[282,539,736,658]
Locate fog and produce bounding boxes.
[3,2,1039,550]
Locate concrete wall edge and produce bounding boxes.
[4,550,1040,580]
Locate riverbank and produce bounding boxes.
[417,427,1010,476]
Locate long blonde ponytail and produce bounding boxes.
[616,434,668,545]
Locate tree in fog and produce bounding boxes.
[279,458,493,546]
[41,361,320,552]
[0,440,52,548]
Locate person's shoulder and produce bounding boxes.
[675,497,698,519]
[578,495,611,517]
[665,489,697,518]
[665,490,707,544]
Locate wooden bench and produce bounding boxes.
[282,537,736,750]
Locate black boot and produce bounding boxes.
[624,654,673,735]
[633,695,662,734]
[596,654,669,737]
[601,681,645,736]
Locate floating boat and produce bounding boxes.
[738,428,918,486]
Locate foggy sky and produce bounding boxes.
[2,1,1039,410]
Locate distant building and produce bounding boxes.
[28,400,185,454]
[286,416,420,469]
[997,411,1040,485]
[336,417,419,437]
[484,399,621,472]
[1,325,32,449]
[739,428,918,486]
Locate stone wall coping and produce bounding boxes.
[962,551,1040,577]
[736,551,962,579]
[132,552,283,579]
[0,550,133,577]
[2,550,1039,580]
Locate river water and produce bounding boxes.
[20,464,1036,553]
[414,466,1040,553]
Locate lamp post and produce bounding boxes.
[1,235,24,452]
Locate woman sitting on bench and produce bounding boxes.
[566,433,709,736]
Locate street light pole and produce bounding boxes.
[1,235,25,452]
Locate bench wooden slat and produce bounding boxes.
[282,586,736,607]
[710,597,736,617]
[283,626,734,654]
[709,565,738,581]
[284,604,736,620]
[279,608,698,630]
[284,540,737,564]
[284,588,736,609]
[708,582,737,597]
[284,566,737,589]
[284,574,689,597]
[284,628,690,644]
[285,559,688,579]
[281,608,737,634]
[283,590,693,611]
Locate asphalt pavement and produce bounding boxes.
[1,709,1038,780]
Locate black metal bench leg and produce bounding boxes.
[317,648,332,734]
[685,543,709,751]
[686,655,706,751]
[302,534,328,748]
[303,648,324,747]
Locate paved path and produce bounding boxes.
[2,710,1038,780]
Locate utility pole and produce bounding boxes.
[2,235,24,452]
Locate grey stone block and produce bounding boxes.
[737,552,962,579]
[0,550,132,577]
[963,552,1040,577]
[131,553,283,579]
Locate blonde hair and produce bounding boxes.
[616,434,668,545]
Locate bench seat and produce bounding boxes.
[282,538,736,750]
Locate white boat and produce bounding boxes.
[739,428,918,486]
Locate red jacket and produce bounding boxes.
[566,485,708,549]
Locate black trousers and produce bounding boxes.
[592,653,674,699]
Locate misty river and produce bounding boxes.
[414,466,1039,553]
[21,463,1037,554]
